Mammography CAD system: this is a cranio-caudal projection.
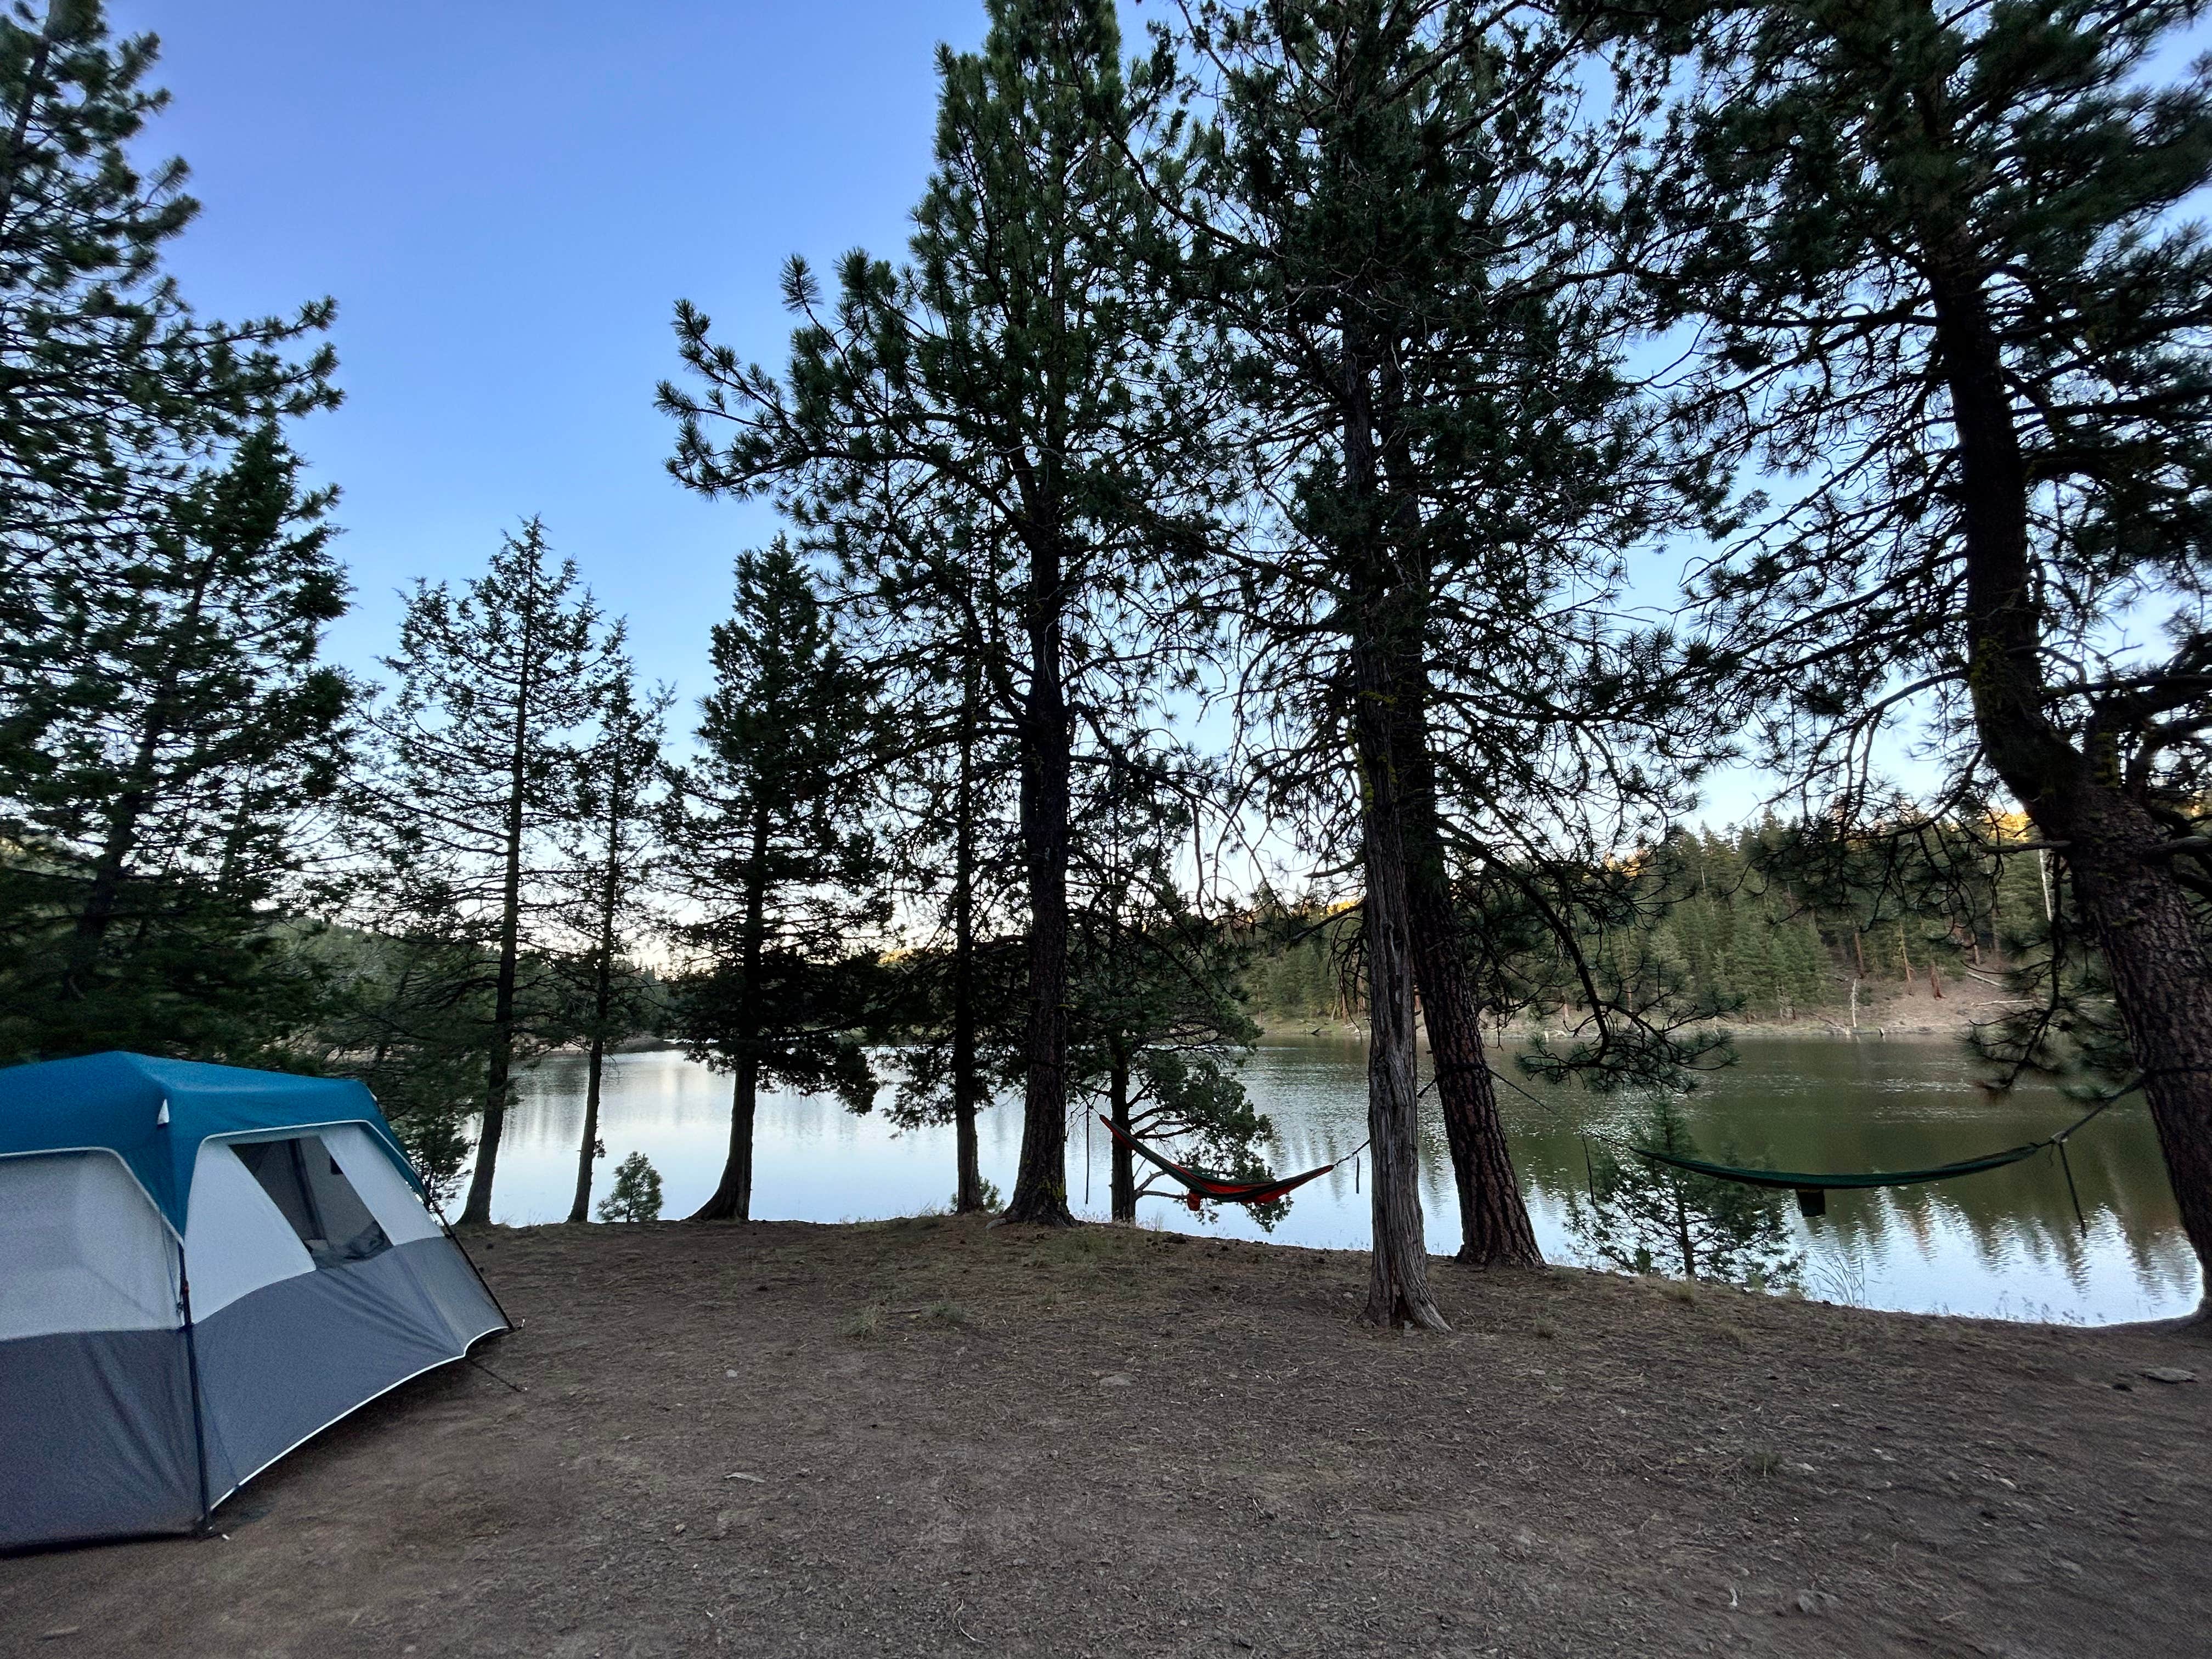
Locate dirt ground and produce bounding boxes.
[5,1216,2208,1658]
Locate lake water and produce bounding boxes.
[484,1035,2201,1326]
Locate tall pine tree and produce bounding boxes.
[1626,0,2212,1299]
[0,426,350,1061]
[665,541,882,1223]
[0,2,342,1063]
[1158,0,1708,1306]
[557,663,670,1224]
[370,520,619,1226]
[661,0,1220,1226]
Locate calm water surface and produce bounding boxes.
[484,1036,2199,1325]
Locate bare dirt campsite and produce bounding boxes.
[5,1217,2207,1659]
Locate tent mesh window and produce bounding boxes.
[233,1136,393,1267]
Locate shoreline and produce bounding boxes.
[1256,979,2027,1046]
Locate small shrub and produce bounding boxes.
[843,1305,885,1341]
[596,1151,664,1222]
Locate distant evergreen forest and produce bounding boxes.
[1240,821,2053,1026]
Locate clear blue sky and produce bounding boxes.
[109,1,996,702]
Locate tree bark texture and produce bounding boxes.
[1353,727,1449,1331]
[1338,308,1446,1328]
[951,657,985,1214]
[1003,539,1075,1226]
[1393,691,1542,1267]
[2063,810,2212,1293]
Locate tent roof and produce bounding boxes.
[0,1052,421,1231]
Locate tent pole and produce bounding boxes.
[177,1246,213,1534]
[375,1102,518,1336]
[416,1167,518,1335]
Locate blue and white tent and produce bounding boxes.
[0,1052,508,1549]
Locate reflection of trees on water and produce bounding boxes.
[1502,1081,2196,1307]
[1244,1037,2198,1309]
[1563,1100,1804,1289]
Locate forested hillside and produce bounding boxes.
[1240,820,2056,1027]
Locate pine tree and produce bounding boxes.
[864,551,1028,1216]
[0,1,342,1064]
[596,1151,664,1223]
[557,663,670,1224]
[0,426,351,1062]
[1160,0,1707,1304]
[661,0,1218,1227]
[1625,0,2212,1301]
[664,541,882,1223]
[0,0,335,659]
[369,520,619,1226]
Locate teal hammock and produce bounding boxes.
[1622,1088,2130,1222]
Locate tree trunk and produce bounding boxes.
[569,1037,606,1223]
[1398,728,1541,1267]
[1345,568,1446,1324]
[1003,538,1075,1227]
[1337,303,1445,1328]
[1109,1048,1136,1223]
[1923,218,2212,1304]
[459,629,539,1227]
[950,653,985,1214]
[1353,750,1448,1331]
[693,1057,759,1223]
[2063,809,2212,1287]
[568,791,623,1224]
[692,806,771,1222]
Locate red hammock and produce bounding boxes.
[1098,1114,1361,1211]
